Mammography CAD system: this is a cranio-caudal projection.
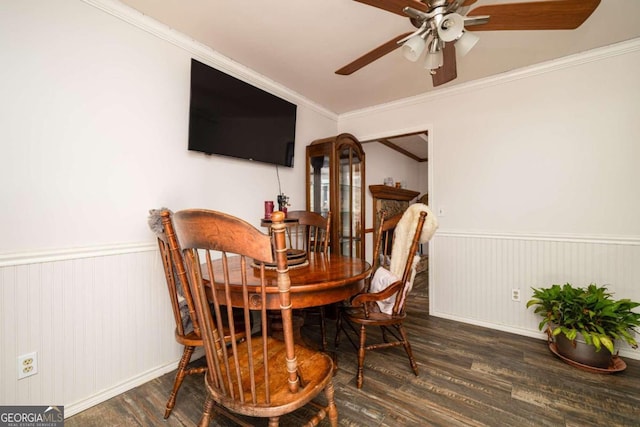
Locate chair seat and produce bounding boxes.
[343,306,406,326]
[206,336,334,417]
[176,325,247,347]
[175,329,203,346]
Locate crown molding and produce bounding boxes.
[81,0,337,121]
[342,37,640,120]
[82,1,640,125]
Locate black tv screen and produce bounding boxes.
[188,59,297,167]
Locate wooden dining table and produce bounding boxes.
[205,251,371,310]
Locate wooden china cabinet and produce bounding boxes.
[306,133,365,259]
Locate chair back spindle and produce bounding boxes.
[286,210,331,254]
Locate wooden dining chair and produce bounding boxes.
[148,208,206,418]
[172,209,338,427]
[286,210,331,254]
[286,210,331,350]
[335,208,429,389]
[148,208,244,419]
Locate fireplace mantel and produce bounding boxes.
[369,185,420,202]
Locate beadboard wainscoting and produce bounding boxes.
[430,231,640,360]
[3,233,640,417]
[0,244,188,416]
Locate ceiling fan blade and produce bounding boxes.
[353,0,427,16]
[467,0,601,31]
[336,32,412,75]
[450,0,479,10]
[432,43,457,87]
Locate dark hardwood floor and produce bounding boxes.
[67,273,640,426]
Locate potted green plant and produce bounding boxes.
[527,283,640,369]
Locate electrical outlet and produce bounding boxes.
[18,352,38,379]
[511,289,521,302]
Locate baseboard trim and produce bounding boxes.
[64,360,178,418]
[430,311,640,361]
[64,347,206,418]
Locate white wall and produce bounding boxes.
[0,0,337,414]
[342,42,640,237]
[340,39,640,357]
[0,0,336,253]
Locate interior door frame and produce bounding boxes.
[355,124,435,303]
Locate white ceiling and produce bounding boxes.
[118,0,640,115]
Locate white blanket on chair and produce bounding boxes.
[371,203,438,314]
[389,203,438,278]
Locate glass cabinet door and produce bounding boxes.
[338,145,363,258]
[306,134,365,259]
[307,147,330,216]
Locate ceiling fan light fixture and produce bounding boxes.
[402,35,427,62]
[424,39,443,71]
[455,30,479,57]
[437,13,464,42]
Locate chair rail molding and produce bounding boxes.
[434,229,640,246]
[0,242,156,267]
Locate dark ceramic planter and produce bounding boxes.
[555,333,612,368]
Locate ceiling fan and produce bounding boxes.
[336,0,601,87]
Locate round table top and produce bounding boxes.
[207,252,371,309]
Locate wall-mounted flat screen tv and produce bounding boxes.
[188,59,297,168]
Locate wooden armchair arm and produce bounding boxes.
[351,280,403,306]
